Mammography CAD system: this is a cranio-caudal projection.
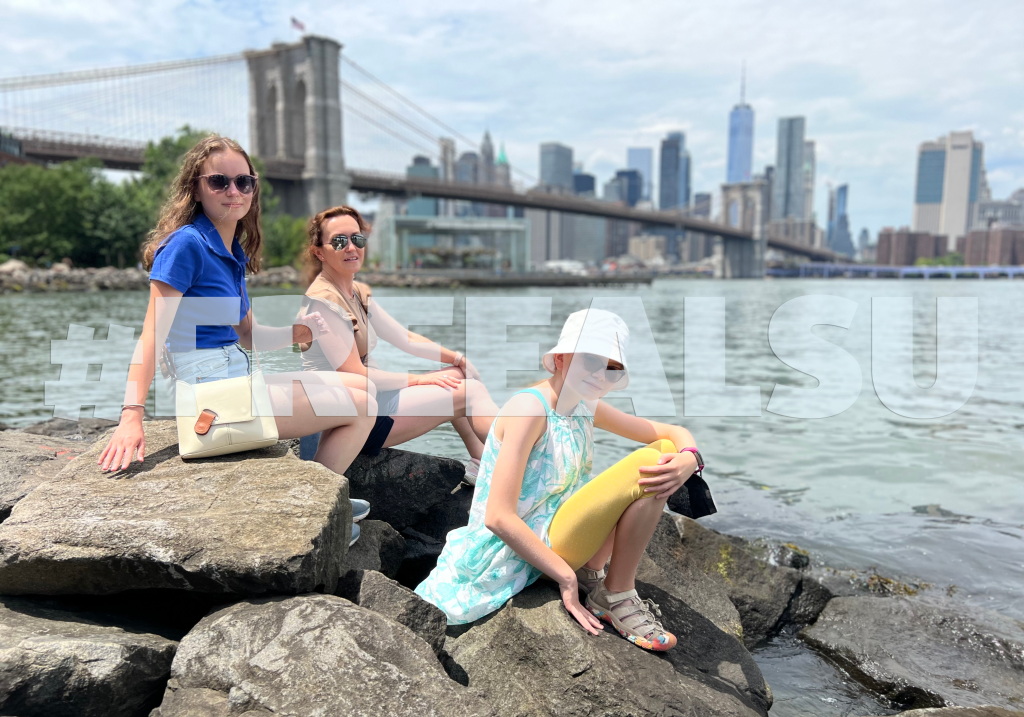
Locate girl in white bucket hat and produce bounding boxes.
[417,308,704,653]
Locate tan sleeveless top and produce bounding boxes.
[299,273,376,366]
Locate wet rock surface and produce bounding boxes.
[0,430,87,521]
[0,421,352,596]
[645,512,828,646]
[150,594,492,717]
[0,595,177,717]
[801,596,1024,710]
[445,580,771,717]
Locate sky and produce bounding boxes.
[1,0,1022,238]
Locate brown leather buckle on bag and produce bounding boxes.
[194,409,217,435]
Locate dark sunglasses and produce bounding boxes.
[326,233,367,250]
[580,353,626,383]
[197,174,258,194]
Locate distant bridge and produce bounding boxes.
[2,37,843,273]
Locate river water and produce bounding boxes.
[1,278,1022,715]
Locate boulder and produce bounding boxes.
[150,594,491,717]
[19,417,118,441]
[336,569,447,656]
[445,581,770,716]
[0,595,177,717]
[877,709,1024,717]
[345,447,468,534]
[339,519,405,578]
[0,431,87,521]
[801,596,1024,710]
[0,421,352,596]
[645,512,816,647]
[0,259,28,274]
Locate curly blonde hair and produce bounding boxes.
[302,205,370,285]
[142,135,263,273]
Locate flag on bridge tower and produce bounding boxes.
[290,17,306,32]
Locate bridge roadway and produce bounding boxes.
[12,128,840,262]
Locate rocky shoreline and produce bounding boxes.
[0,419,1020,716]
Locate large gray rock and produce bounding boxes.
[876,709,1024,716]
[0,431,87,521]
[346,447,467,534]
[20,417,118,441]
[801,597,1024,710]
[337,570,448,656]
[0,421,352,596]
[0,595,177,717]
[150,594,491,717]
[445,581,771,717]
[645,512,816,646]
[340,519,405,578]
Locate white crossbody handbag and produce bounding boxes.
[174,344,279,459]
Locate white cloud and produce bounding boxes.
[1,0,1022,235]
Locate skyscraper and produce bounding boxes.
[826,184,854,257]
[771,117,806,220]
[802,140,816,221]
[627,147,653,201]
[406,156,438,216]
[540,142,574,190]
[615,169,643,207]
[494,143,511,187]
[480,131,496,185]
[659,132,691,210]
[912,131,986,239]
[726,68,754,183]
[573,171,596,195]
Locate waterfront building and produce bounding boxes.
[406,156,438,216]
[957,228,1024,265]
[876,227,948,266]
[972,198,1023,229]
[826,184,855,257]
[627,147,654,201]
[727,69,754,183]
[659,132,691,210]
[803,141,816,222]
[857,228,871,261]
[616,169,643,207]
[912,131,986,240]
[540,142,574,190]
[573,171,596,195]
[770,117,806,221]
[692,192,712,219]
[628,234,667,262]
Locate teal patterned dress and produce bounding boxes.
[414,388,594,625]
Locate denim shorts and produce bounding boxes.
[168,344,251,386]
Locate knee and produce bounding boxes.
[349,389,379,420]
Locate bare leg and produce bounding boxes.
[452,417,485,459]
[585,528,616,571]
[270,380,377,477]
[604,496,668,593]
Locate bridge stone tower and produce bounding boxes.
[245,36,348,216]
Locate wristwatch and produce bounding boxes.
[680,447,704,476]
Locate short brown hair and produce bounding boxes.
[303,205,370,285]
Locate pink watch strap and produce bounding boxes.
[679,447,703,470]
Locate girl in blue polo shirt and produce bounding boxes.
[98,135,377,490]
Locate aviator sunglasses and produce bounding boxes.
[197,173,258,194]
[579,353,626,383]
[326,233,368,251]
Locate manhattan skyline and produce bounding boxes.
[1,1,1021,237]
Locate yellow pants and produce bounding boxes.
[548,439,676,570]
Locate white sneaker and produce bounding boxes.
[349,522,361,547]
[464,458,481,486]
[351,499,370,523]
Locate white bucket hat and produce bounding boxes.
[542,309,631,390]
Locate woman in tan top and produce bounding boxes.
[297,205,498,474]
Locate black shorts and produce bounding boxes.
[360,415,394,457]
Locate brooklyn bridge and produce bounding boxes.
[0,35,839,277]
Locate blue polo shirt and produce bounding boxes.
[150,213,251,352]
